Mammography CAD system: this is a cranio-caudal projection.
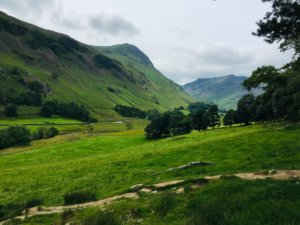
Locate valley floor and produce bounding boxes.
[0,120,299,224]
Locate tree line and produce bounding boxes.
[0,126,59,150]
[40,100,97,122]
[145,103,221,139]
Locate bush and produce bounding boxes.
[32,127,59,140]
[3,104,18,117]
[0,126,31,149]
[64,190,97,205]
[82,211,121,225]
[154,192,176,217]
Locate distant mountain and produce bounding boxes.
[0,11,192,120]
[183,75,257,110]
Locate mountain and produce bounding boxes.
[183,75,256,110]
[0,11,192,120]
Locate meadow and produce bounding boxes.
[0,122,299,210]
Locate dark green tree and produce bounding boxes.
[3,104,18,117]
[223,109,235,127]
[190,109,209,131]
[207,105,220,129]
[235,94,255,125]
[253,0,300,54]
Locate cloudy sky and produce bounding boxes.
[0,0,293,84]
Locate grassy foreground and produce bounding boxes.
[0,123,299,207]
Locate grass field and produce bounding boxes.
[0,123,299,211]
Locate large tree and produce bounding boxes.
[253,0,300,54]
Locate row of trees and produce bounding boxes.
[40,100,97,122]
[225,0,300,125]
[114,105,146,118]
[0,126,59,150]
[145,104,222,139]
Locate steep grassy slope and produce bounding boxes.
[183,75,260,110]
[0,11,192,120]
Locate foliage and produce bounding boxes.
[146,109,160,121]
[3,104,18,117]
[114,105,146,118]
[190,109,210,131]
[240,59,300,123]
[40,100,97,122]
[32,127,59,140]
[207,105,220,129]
[64,190,96,205]
[188,102,211,112]
[223,109,235,127]
[82,211,121,225]
[234,94,255,125]
[253,0,300,54]
[0,126,31,149]
[145,109,192,139]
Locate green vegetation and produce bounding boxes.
[40,100,97,122]
[114,105,146,118]
[0,124,299,212]
[0,126,31,149]
[0,11,192,121]
[64,190,97,205]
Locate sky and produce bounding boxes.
[0,0,293,84]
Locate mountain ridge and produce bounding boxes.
[0,11,192,120]
[183,75,253,110]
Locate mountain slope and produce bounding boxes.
[0,11,192,120]
[183,75,256,110]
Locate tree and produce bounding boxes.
[207,105,220,129]
[7,126,31,146]
[235,94,255,125]
[223,109,235,127]
[3,104,18,117]
[253,0,300,54]
[190,109,209,131]
[145,113,170,139]
[146,109,160,121]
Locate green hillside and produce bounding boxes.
[183,75,261,110]
[0,11,192,120]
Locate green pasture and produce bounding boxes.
[0,123,299,209]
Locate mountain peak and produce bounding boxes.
[95,43,154,68]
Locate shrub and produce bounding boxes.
[32,127,59,140]
[64,190,96,205]
[154,192,176,217]
[3,104,18,117]
[0,126,31,149]
[82,211,121,225]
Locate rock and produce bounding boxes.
[129,184,144,191]
[166,161,214,172]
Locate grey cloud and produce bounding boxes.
[89,15,139,36]
[0,0,55,16]
[153,44,290,85]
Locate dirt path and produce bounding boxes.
[1,170,299,224]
